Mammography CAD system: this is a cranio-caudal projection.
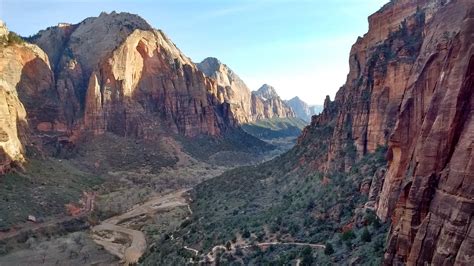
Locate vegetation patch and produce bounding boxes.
[141,144,389,264]
[242,117,307,140]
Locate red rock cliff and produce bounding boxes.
[297,0,473,264]
[0,22,57,173]
[31,12,236,138]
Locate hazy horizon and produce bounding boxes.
[1,0,388,105]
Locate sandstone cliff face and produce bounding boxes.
[286,96,322,122]
[197,58,295,122]
[251,84,294,120]
[31,12,235,138]
[0,20,8,38]
[297,0,473,264]
[197,57,253,124]
[0,29,56,173]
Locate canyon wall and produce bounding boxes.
[30,12,235,139]
[0,22,57,174]
[0,12,242,172]
[198,58,295,122]
[297,0,473,264]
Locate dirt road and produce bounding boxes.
[91,189,190,265]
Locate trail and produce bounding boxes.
[242,241,326,249]
[91,189,190,265]
[200,241,325,263]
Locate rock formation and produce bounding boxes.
[197,57,253,124]
[297,0,473,264]
[197,58,295,122]
[0,12,244,172]
[285,96,323,122]
[0,22,56,173]
[0,20,8,38]
[29,12,235,138]
[251,84,294,120]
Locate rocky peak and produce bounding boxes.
[286,96,323,122]
[0,20,8,38]
[197,57,243,88]
[197,57,222,77]
[254,84,279,100]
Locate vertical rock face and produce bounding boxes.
[379,1,474,264]
[30,12,235,138]
[197,57,253,124]
[286,96,323,122]
[197,58,295,122]
[251,84,294,120]
[0,20,8,38]
[0,12,244,172]
[297,0,473,264]
[0,25,56,173]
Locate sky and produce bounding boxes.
[1,0,388,105]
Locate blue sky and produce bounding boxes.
[1,0,387,105]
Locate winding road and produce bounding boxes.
[91,189,190,265]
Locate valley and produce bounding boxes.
[1,0,473,265]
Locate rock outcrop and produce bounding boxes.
[285,96,323,122]
[0,20,8,38]
[197,58,295,122]
[0,23,56,173]
[197,57,253,124]
[0,12,245,172]
[29,12,235,138]
[251,84,294,120]
[297,0,473,264]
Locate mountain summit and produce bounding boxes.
[286,96,323,122]
[198,57,295,122]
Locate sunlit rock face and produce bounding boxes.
[251,84,294,120]
[0,12,242,172]
[286,96,322,122]
[296,0,473,264]
[0,22,55,173]
[197,58,295,123]
[31,12,236,138]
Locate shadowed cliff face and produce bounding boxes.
[296,0,473,264]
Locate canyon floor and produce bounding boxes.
[0,126,299,265]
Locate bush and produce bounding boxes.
[300,246,314,265]
[341,230,356,241]
[324,242,334,255]
[361,227,371,242]
[241,229,251,239]
[7,32,24,44]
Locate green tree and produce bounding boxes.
[324,242,334,255]
[361,227,371,242]
[300,246,314,265]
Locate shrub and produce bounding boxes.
[361,227,371,242]
[324,242,334,255]
[341,230,356,241]
[7,32,24,44]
